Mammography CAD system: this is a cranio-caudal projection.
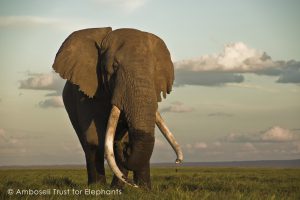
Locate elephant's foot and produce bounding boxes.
[96,175,107,184]
[110,168,128,189]
[88,174,106,185]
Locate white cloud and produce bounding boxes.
[0,15,93,31]
[21,73,54,89]
[262,126,294,142]
[63,143,84,155]
[291,142,300,154]
[20,72,65,95]
[0,128,86,166]
[213,141,222,147]
[38,96,64,108]
[194,142,208,149]
[93,0,147,12]
[160,101,194,113]
[0,128,7,142]
[154,138,170,150]
[242,142,257,152]
[0,16,63,28]
[175,42,276,72]
[178,137,300,161]
[226,83,278,93]
[0,128,19,146]
[207,112,234,117]
[174,42,300,86]
[184,142,208,154]
[175,70,244,86]
[276,61,300,84]
[155,138,165,147]
[224,126,297,143]
[20,72,65,109]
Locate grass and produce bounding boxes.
[0,167,299,199]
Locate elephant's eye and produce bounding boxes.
[113,60,119,71]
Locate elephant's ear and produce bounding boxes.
[52,27,112,97]
[153,38,174,102]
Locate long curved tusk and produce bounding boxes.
[105,105,138,188]
[155,112,184,164]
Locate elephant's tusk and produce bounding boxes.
[155,112,184,164]
[105,105,138,188]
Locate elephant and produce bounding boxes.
[52,27,183,189]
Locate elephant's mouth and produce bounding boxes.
[104,105,183,188]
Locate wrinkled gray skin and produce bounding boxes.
[53,27,174,189]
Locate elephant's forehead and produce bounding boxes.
[109,30,159,48]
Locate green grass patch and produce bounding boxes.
[0,167,299,199]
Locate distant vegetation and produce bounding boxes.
[0,167,299,199]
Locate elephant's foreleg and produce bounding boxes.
[110,130,129,188]
[110,165,128,188]
[84,121,106,185]
[84,145,106,185]
[133,162,151,189]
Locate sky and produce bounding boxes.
[0,0,300,165]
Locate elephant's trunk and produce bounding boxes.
[155,112,183,163]
[105,67,182,187]
[104,105,138,188]
[111,70,157,166]
[105,106,184,188]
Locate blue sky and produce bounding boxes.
[0,0,300,165]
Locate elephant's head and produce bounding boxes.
[52,27,183,187]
